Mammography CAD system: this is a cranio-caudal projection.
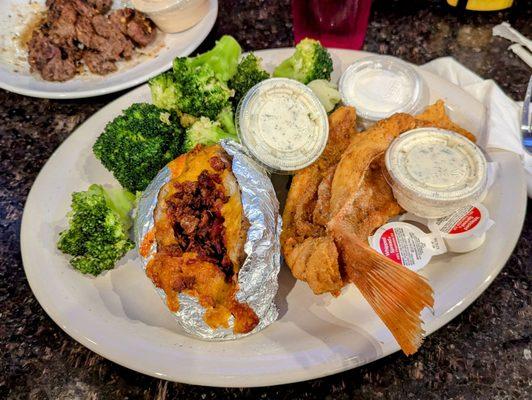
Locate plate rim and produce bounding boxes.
[0,0,218,99]
[20,48,528,387]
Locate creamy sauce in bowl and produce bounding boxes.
[132,0,209,33]
[404,141,470,188]
[385,128,487,218]
[236,78,328,173]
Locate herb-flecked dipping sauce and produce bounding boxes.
[236,78,329,173]
[385,128,488,218]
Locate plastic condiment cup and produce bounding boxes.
[385,128,488,219]
[236,78,329,174]
[339,55,429,127]
[132,0,210,33]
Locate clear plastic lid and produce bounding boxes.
[132,0,200,13]
[339,55,428,122]
[385,128,488,218]
[236,78,329,174]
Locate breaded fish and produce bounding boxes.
[282,102,476,354]
[281,107,359,294]
[326,114,432,355]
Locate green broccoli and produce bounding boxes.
[149,71,181,111]
[58,184,135,276]
[183,116,238,152]
[273,38,333,84]
[93,103,183,193]
[171,57,233,120]
[188,35,242,82]
[216,106,237,137]
[228,53,270,106]
[179,113,199,128]
[148,35,241,118]
[307,79,341,113]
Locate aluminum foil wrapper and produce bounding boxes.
[134,141,281,340]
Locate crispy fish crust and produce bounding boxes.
[282,102,476,354]
[414,100,476,142]
[281,106,358,294]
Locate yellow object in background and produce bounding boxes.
[447,0,514,11]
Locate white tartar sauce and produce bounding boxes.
[236,78,328,173]
[385,128,487,218]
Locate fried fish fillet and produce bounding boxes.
[326,114,433,355]
[281,107,359,294]
[414,100,476,142]
[282,102,476,354]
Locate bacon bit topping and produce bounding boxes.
[166,170,233,277]
[209,156,227,171]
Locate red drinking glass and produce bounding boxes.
[291,0,372,49]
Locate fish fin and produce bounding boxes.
[354,249,434,355]
[330,220,434,355]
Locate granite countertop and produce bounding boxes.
[1,0,531,398]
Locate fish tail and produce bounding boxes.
[330,221,434,355]
[353,249,434,355]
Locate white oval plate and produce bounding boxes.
[0,0,217,99]
[20,49,527,387]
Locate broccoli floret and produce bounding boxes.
[228,53,270,106]
[93,103,183,193]
[149,71,181,111]
[57,184,135,276]
[216,106,237,137]
[170,58,233,120]
[189,35,242,82]
[148,36,241,117]
[183,116,238,152]
[180,113,198,128]
[273,38,333,84]
[307,79,341,113]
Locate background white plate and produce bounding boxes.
[0,0,218,99]
[20,49,527,387]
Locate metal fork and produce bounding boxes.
[522,75,532,154]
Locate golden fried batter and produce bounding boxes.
[282,101,477,354]
[415,100,476,142]
[281,106,359,294]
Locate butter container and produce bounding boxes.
[427,203,494,253]
[400,202,495,254]
[339,55,429,128]
[132,0,210,33]
[385,128,488,218]
[370,207,494,270]
[369,222,446,272]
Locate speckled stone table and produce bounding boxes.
[1,1,531,399]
